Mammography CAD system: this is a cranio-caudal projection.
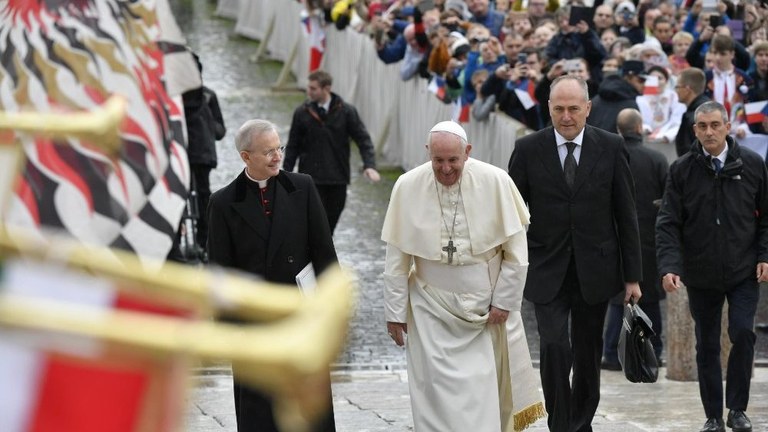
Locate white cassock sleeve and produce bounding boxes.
[490,229,529,313]
[383,243,412,323]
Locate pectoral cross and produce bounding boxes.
[442,240,457,264]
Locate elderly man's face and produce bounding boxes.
[240,129,283,180]
[549,78,592,141]
[428,132,471,186]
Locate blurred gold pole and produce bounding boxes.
[0,96,126,154]
[0,94,358,431]
[0,265,355,428]
[0,227,305,322]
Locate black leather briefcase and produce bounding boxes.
[618,301,659,383]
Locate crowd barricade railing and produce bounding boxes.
[226,0,530,171]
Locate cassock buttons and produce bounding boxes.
[287,256,294,263]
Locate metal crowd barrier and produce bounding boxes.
[223,0,529,171]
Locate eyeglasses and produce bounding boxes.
[674,85,688,90]
[261,146,285,158]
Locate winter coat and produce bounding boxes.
[587,75,640,134]
[183,86,225,167]
[284,93,376,185]
[656,137,768,290]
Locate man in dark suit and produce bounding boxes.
[508,76,642,432]
[602,108,669,371]
[207,119,337,432]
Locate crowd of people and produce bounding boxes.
[305,0,768,140]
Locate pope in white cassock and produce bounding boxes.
[381,121,545,431]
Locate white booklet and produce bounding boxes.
[295,263,317,296]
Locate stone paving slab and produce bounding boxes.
[185,367,768,431]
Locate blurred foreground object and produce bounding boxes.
[0,82,356,432]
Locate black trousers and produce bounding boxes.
[232,377,336,432]
[535,258,608,432]
[687,278,759,418]
[315,184,347,234]
[191,164,212,251]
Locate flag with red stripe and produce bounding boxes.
[0,259,194,432]
[643,75,660,95]
[745,101,768,124]
[452,98,471,123]
[428,76,447,101]
[0,0,189,262]
[301,9,326,72]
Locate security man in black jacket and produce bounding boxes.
[656,101,768,432]
[284,70,380,234]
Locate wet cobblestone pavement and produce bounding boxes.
[171,0,409,370]
[172,0,767,373]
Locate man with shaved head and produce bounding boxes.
[602,108,668,372]
[508,76,642,432]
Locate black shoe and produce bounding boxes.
[726,410,752,432]
[600,359,622,371]
[700,417,725,432]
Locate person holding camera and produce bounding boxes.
[545,5,607,84]
[616,1,645,45]
[480,47,544,129]
[593,4,617,35]
[460,35,505,106]
[683,4,752,72]
[427,9,468,76]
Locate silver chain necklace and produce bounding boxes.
[434,178,462,264]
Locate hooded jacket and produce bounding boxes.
[587,75,640,133]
